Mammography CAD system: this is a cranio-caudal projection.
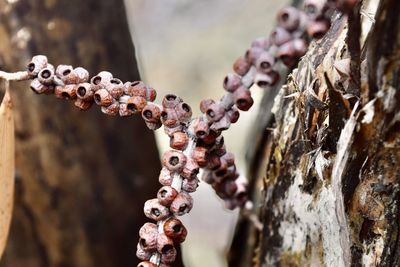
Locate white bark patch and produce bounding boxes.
[362,236,385,267]
[361,99,376,124]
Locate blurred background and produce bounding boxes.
[124,1,289,266]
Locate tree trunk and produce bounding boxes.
[230,0,400,266]
[0,1,176,266]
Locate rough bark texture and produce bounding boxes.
[0,1,175,266]
[230,0,400,266]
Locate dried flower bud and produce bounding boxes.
[101,100,120,115]
[54,84,77,100]
[143,198,170,221]
[255,51,275,74]
[191,146,208,167]
[307,18,330,39]
[157,186,178,206]
[90,71,113,90]
[163,217,187,243]
[76,83,94,101]
[157,234,177,264]
[270,27,292,46]
[136,243,152,261]
[205,103,225,122]
[251,37,271,49]
[277,6,301,32]
[175,102,192,123]
[161,108,179,128]
[182,177,199,193]
[255,72,280,88]
[200,99,215,113]
[142,103,162,123]
[94,88,113,107]
[106,78,124,99]
[126,96,147,113]
[233,56,251,76]
[245,46,264,64]
[170,131,189,150]
[74,98,93,111]
[138,223,158,252]
[192,117,209,139]
[38,64,55,85]
[223,73,242,93]
[124,81,147,97]
[30,78,53,94]
[304,0,327,19]
[226,107,240,123]
[162,94,182,108]
[159,167,173,186]
[170,192,193,216]
[162,150,187,173]
[233,86,253,111]
[137,261,157,267]
[27,55,48,77]
[181,158,200,179]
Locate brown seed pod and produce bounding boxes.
[170,192,193,216]
[137,261,157,267]
[124,81,147,97]
[233,86,253,111]
[145,121,162,130]
[245,46,264,64]
[164,124,184,137]
[210,114,231,132]
[119,103,135,117]
[199,98,215,113]
[270,27,292,46]
[101,100,120,115]
[200,129,220,145]
[251,37,271,49]
[159,167,173,186]
[170,131,189,150]
[157,186,178,206]
[74,98,93,111]
[162,94,182,108]
[73,67,90,83]
[90,71,113,90]
[157,234,177,264]
[255,51,275,74]
[277,6,301,32]
[182,177,199,193]
[163,217,187,243]
[181,158,200,180]
[222,179,239,197]
[307,18,330,39]
[223,73,242,93]
[233,56,251,76]
[222,152,235,167]
[202,171,215,184]
[304,0,327,19]
[162,150,187,173]
[205,102,225,123]
[333,0,358,13]
[175,102,192,124]
[136,243,152,261]
[38,64,55,85]
[55,64,73,81]
[76,83,94,101]
[54,84,77,100]
[191,146,208,167]
[27,55,48,77]
[106,78,124,99]
[161,108,180,128]
[207,153,222,171]
[255,72,280,88]
[94,88,113,107]
[191,117,209,139]
[126,96,147,113]
[143,198,170,221]
[142,103,162,123]
[145,86,157,102]
[138,223,158,252]
[226,106,240,123]
[30,78,53,94]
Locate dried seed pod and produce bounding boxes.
[54,84,77,100]
[278,39,308,67]
[157,186,178,206]
[94,88,113,107]
[126,96,147,113]
[106,78,124,99]
[145,87,157,102]
[161,108,179,128]
[30,78,53,94]
[181,158,200,179]
[222,152,235,166]
[233,86,254,111]
[251,37,271,49]
[124,81,147,97]
[245,46,264,64]
[162,94,182,108]
[175,102,192,123]
[207,153,221,171]
[76,83,94,101]
[138,223,158,252]
[74,98,93,111]
[101,100,120,115]
[159,167,173,186]
[255,72,280,88]
[164,124,184,137]
[202,171,215,184]
[137,261,157,267]
[182,177,199,193]
[38,64,55,85]
[200,129,221,145]
[277,6,301,32]
[55,64,73,81]
[90,71,113,90]
[157,234,177,264]
[136,243,152,261]
[333,0,358,13]
[307,18,330,39]
[223,73,242,93]
[235,181,248,207]
[270,27,292,46]
[27,55,48,77]
[192,117,209,139]
[255,51,275,74]
[206,102,225,122]
[170,131,189,150]
[226,106,240,123]
[170,192,193,216]
[191,146,208,167]
[119,103,134,117]
[141,103,161,123]
[233,56,251,76]
[222,179,239,197]
[163,217,187,243]
[200,98,215,113]
[210,114,231,132]
[73,67,90,83]
[145,121,162,130]
[143,198,170,221]
[213,159,229,181]
[162,150,187,173]
[304,0,327,19]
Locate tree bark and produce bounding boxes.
[230,0,400,266]
[0,1,174,266]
